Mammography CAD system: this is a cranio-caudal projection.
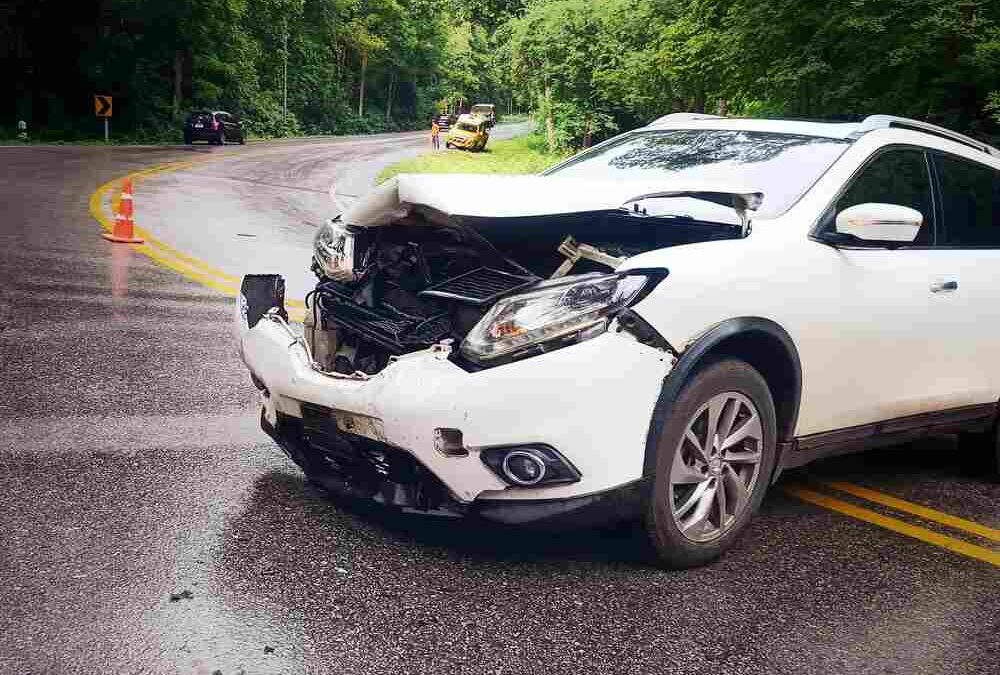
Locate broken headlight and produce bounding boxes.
[313,219,357,282]
[461,273,656,364]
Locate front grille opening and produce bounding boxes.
[420,267,536,305]
[298,404,453,511]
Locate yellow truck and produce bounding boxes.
[446,114,490,152]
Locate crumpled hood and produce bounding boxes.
[340,174,762,227]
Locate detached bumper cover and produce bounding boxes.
[236,295,671,513]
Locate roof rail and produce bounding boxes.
[650,112,725,125]
[853,115,1000,158]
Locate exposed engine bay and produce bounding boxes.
[305,204,747,376]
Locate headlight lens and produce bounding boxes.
[313,219,357,282]
[460,273,654,363]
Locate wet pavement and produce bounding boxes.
[1,132,997,675]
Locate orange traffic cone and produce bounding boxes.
[102,178,144,244]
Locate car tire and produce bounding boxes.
[645,358,777,569]
[183,133,192,145]
[239,133,246,145]
[217,130,225,145]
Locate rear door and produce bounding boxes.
[929,151,1000,403]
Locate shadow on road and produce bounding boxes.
[225,468,653,568]
[801,434,997,480]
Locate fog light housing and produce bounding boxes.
[480,445,581,487]
[502,451,546,485]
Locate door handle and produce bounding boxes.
[930,279,958,293]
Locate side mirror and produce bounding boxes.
[835,203,922,243]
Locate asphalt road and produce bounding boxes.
[1,127,997,675]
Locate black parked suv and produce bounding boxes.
[184,110,245,145]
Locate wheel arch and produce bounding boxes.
[642,317,802,478]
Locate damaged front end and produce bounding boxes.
[306,174,761,376]
[237,173,761,524]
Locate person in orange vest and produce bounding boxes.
[431,118,441,149]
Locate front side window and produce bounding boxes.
[934,153,1000,247]
[544,130,851,218]
[826,148,935,244]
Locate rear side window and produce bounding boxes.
[830,148,934,244]
[934,154,1000,247]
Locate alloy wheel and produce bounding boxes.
[668,391,763,542]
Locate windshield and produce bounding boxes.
[544,129,851,218]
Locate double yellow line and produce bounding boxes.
[786,481,1000,567]
[89,159,306,321]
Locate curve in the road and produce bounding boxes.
[88,123,533,323]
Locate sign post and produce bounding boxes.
[94,94,112,141]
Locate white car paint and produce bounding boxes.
[237,310,670,502]
[834,203,923,242]
[626,127,1000,437]
[341,173,762,226]
[238,115,1000,503]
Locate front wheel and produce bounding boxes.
[645,359,777,569]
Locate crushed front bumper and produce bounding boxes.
[235,277,671,524]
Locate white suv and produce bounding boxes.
[235,114,1000,568]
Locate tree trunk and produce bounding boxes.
[582,115,592,148]
[358,50,367,117]
[544,84,556,152]
[386,71,395,120]
[173,50,183,119]
[693,83,706,113]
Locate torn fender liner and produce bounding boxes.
[342,174,762,227]
[240,274,287,328]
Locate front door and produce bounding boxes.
[808,147,968,429]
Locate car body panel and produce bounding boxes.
[625,128,1000,438]
[238,310,671,502]
[341,173,760,226]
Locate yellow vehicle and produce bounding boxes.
[445,114,489,152]
[471,103,496,127]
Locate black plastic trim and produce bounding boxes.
[479,444,582,487]
[782,403,996,468]
[641,317,802,477]
[473,477,652,529]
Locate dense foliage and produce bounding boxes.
[3,0,998,145]
[1,0,517,140]
[509,0,1000,150]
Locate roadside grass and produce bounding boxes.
[377,133,572,184]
